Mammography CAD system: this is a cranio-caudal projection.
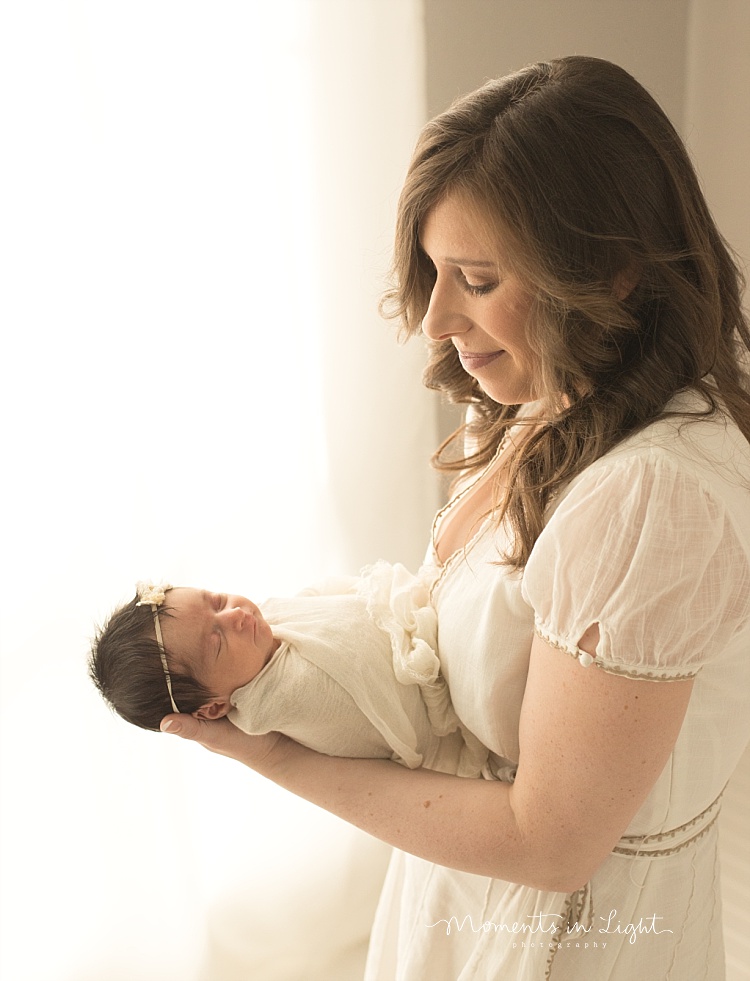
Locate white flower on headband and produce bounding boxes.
[135,581,172,607]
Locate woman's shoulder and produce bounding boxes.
[523,391,750,676]
[568,388,750,505]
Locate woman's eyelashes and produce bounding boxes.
[420,251,497,297]
[458,270,498,297]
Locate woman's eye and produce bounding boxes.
[460,272,497,297]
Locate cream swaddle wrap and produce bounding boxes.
[229,561,488,776]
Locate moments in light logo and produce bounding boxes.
[427,910,673,947]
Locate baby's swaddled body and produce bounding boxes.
[229,562,488,776]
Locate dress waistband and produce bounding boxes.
[612,788,724,859]
[544,789,724,979]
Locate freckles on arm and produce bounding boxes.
[162,629,692,891]
[509,632,694,891]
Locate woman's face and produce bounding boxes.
[419,192,538,405]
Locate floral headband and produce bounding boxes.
[135,581,178,713]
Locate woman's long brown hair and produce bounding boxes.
[383,56,750,569]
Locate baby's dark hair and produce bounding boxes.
[89,593,214,731]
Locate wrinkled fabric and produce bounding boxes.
[366,390,750,980]
[230,562,488,776]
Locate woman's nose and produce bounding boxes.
[421,279,470,341]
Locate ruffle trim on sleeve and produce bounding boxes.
[522,443,750,678]
[534,622,701,681]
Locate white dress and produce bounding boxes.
[365,390,750,981]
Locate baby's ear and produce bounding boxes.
[193,699,230,721]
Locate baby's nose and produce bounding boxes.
[222,606,245,629]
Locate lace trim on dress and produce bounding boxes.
[544,883,595,980]
[429,433,511,601]
[542,788,724,978]
[613,788,724,858]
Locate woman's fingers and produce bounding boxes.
[160,713,202,737]
[160,714,245,756]
[159,713,286,767]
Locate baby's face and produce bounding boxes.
[159,588,280,699]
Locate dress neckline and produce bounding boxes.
[430,432,508,571]
[428,404,544,594]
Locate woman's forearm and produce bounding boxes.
[162,630,693,896]
[162,716,549,885]
[254,735,558,889]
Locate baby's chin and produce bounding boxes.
[265,636,282,665]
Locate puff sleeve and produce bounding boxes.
[521,451,750,679]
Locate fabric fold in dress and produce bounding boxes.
[365,391,750,980]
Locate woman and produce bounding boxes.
[161,56,750,979]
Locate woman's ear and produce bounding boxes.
[613,264,641,301]
[193,699,230,720]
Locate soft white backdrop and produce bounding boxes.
[6,2,747,979]
[0,2,438,978]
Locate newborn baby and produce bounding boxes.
[90,562,488,776]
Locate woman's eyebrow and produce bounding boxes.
[443,256,496,267]
[417,238,495,269]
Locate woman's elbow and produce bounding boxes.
[510,840,605,895]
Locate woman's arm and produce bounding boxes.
[162,628,693,893]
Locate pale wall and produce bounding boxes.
[424,0,690,127]
[685,0,750,293]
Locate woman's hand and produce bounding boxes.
[160,714,286,769]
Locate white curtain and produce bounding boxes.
[0,2,436,978]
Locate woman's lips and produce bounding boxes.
[458,350,503,371]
